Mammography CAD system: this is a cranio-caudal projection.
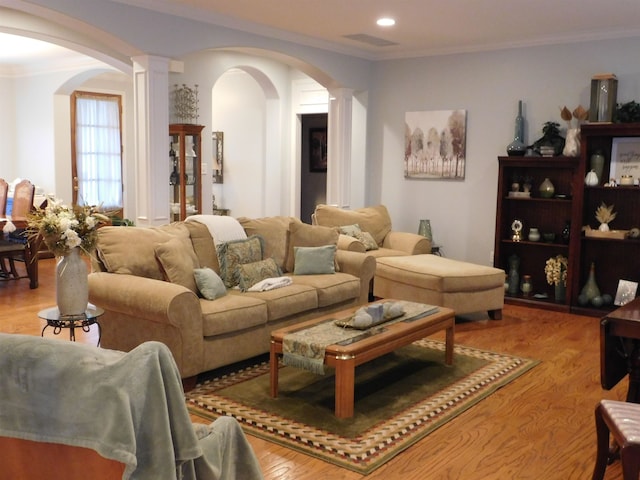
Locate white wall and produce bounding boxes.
[0,76,16,181]
[369,37,640,265]
[211,69,266,218]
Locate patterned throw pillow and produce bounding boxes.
[338,223,362,237]
[354,231,379,251]
[216,235,264,288]
[236,258,283,292]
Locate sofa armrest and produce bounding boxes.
[88,272,204,378]
[336,250,376,304]
[382,231,432,255]
[337,234,366,252]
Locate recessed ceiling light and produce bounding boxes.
[376,17,396,27]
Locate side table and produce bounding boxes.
[38,304,104,346]
[601,297,640,402]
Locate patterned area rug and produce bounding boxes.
[186,339,538,475]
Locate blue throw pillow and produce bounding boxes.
[293,245,336,275]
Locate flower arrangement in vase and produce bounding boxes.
[595,202,616,232]
[545,254,568,302]
[27,200,111,317]
[560,105,588,157]
[27,200,110,257]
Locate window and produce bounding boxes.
[71,91,123,210]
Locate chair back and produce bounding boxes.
[0,178,8,216]
[11,179,35,218]
[0,437,125,480]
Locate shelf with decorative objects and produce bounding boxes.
[495,123,640,316]
[169,124,204,221]
[571,123,640,316]
[495,155,581,312]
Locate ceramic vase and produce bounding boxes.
[506,100,527,156]
[56,247,89,317]
[507,254,520,296]
[590,150,605,184]
[554,283,566,303]
[562,128,580,157]
[418,219,433,241]
[580,262,601,302]
[539,177,555,198]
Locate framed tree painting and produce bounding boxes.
[404,109,467,180]
[309,127,327,172]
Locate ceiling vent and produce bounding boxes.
[343,33,398,47]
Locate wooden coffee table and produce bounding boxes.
[270,301,455,418]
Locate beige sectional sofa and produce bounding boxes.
[88,216,375,381]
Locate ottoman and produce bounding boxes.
[373,254,505,319]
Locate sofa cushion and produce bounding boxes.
[314,204,392,246]
[200,295,268,337]
[217,235,264,288]
[239,284,318,321]
[290,272,360,308]
[293,245,336,275]
[285,221,338,273]
[154,237,200,293]
[194,267,227,300]
[237,258,282,292]
[184,220,220,273]
[238,216,296,272]
[96,223,191,280]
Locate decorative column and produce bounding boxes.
[132,55,171,226]
[326,88,353,208]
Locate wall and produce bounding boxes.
[0,76,16,181]
[369,37,640,265]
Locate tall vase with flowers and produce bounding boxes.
[28,201,110,316]
[545,254,568,303]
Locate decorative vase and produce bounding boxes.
[521,275,533,297]
[507,254,520,296]
[562,128,580,157]
[528,228,540,242]
[56,247,89,317]
[580,262,601,303]
[590,150,605,184]
[418,219,433,241]
[554,283,566,303]
[539,178,555,198]
[506,100,527,156]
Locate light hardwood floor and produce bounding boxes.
[0,258,625,479]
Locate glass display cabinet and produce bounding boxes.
[169,124,204,221]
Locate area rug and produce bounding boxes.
[186,339,538,475]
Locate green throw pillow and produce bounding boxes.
[236,257,282,292]
[216,235,264,288]
[194,268,227,300]
[293,245,336,275]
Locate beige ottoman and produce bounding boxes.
[373,254,505,319]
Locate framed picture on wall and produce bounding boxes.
[309,127,327,172]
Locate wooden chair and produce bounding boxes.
[0,178,8,217]
[0,179,38,288]
[593,399,640,479]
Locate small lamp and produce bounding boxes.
[589,73,618,123]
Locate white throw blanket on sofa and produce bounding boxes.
[186,215,247,246]
[0,334,263,480]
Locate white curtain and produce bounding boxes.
[75,95,122,208]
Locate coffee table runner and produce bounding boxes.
[282,300,438,374]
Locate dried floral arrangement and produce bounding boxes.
[545,255,568,286]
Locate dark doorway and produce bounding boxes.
[300,113,328,223]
